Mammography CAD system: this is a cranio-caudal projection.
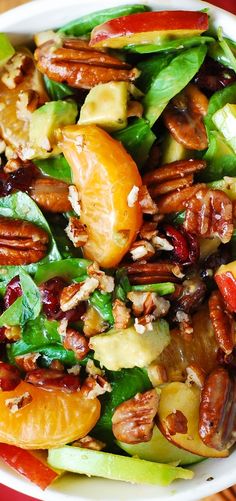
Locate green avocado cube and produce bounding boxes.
[79,81,128,132]
[29,100,78,159]
[212,103,236,154]
[0,33,15,67]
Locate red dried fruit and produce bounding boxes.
[164,225,199,265]
[25,368,81,393]
[195,57,236,93]
[40,277,85,322]
[0,361,21,391]
[4,276,22,309]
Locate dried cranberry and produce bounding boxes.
[195,57,236,93]
[4,276,22,309]
[4,166,38,195]
[0,361,21,391]
[25,368,80,393]
[40,277,86,321]
[165,224,199,266]
[0,328,6,343]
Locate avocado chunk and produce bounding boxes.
[29,100,78,159]
[89,320,170,370]
[0,33,15,67]
[79,82,128,132]
[212,103,236,154]
[161,132,190,164]
[48,445,193,485]
[117,426,203,465]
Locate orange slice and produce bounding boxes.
[59,124,143,268]
[0,381,100,449]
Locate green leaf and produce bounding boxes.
[141,45,207,126]
[137,54,173,93]
[126,35,214,54]
[7,341,77,367]
[218,28,236,74]
[204,82,236,133]
[114,268,131,301]
[19,269,41,324]
[35,258,91,284]
[22,315,61,345]
[131,283,175,294]
[35,154,72,183]
[43,76,74,101]
[0,297,23,327]
[94,368,152,443]
[89,290,114,325]
[47,215,83,259]
[113,118,156,168]
[58,4,150,36]
[208,38,236,70]
[0,192,61,289]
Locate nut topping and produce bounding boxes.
[209,290,235,355]
[112,299,131,329]
[65,217,88,247]
[130,239,155,261]
[25,368,81,393]
[0,217,49,265]
[0,362,21,391]
[35,39,139,90]
[63,328,89,360]
[165,410,188,435]
[184,188,233,243]
[112,389,159,444]
[126,262,184,285]
[5,391,32,414]
[199,367,236,451]
[30,177,71,213]
[60,277,99,311]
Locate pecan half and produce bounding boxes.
[112,389,159,444]
[73,435,105,451]
[130,239,155,261]
[163,84,208,150]
[184,188,233,243]
[35,39,139,89]
[126,262,184,285]
[1,52,33,90]
[0,217,49,265]
[30,177,71,213]
[199,367,236,450]
[157,183,206,215]
[112,299,131,329]
[60,277,99,311]
[63,328,89,360]
[25,368,81,393]
[65,217,88,247]
[209,290,235,355]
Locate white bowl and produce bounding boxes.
[0,0,235,499]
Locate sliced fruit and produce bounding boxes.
[89,320,170,371]
[0,444,59,489]
[161,132,191,164]
[79,82,129,132]
[209,177,236,201]
[59,124,142,267]
[158,382,228,457]
[90,11,208,49]
[117,425,202,465]
[0,381,100,449]
[48,445,193,485]
[157,306,218,382]
[0,33,15,67]
[212,103,236,154]
[215,261,236,312]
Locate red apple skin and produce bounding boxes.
[215,271,236,312]
[90,11,209,47]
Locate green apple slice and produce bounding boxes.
[48,446,193,485]
[117,426,203,465]
[0,34,15,67]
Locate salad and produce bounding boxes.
[0,2,236,491]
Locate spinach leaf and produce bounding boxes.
[208,38,236,70]
[93,368,152,443]
[89,290,114,325]
[113,118,156,168]
[22,315,60,345]
[114,268,131,302]
[35,154,72,183]
[137,54,173,93]
[7,341,77,367]
[218,29,236,74]
[35,258,91,284]
[0,192,61,288]
[141,45,207,126]
[58,4,149,36]
[47,215,83,259]
[0,269,41,327]
[44,76,74,101]
[204,82,236,133]
[127,36,214,55]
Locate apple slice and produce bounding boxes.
[90,11,209,49]
[117,425,202,465]
[157,382,229,458]
[215,261,236,312]
[48,445,193,485]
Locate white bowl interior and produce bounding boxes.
[0,0,235,500]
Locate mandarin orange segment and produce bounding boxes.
[59,124,143,268]
[0,381,100,449]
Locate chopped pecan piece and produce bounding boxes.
[15,353,40,372]
[112,299,130,329]
[5,391,32,414]
[60,277,99,311]
[30,178,71,213]
[209,290,235,355]
[4,326,21,341]
[165,410,188,435]
[65,217,88,247]
[81,375,111,399]
[199,367,236,450]
[127,291,170,318]
[25,368,81,393]
[87,262,114,293]
[73,435,105,451]
[139,221,158,241]
[0,217,49,265]
[186,364,206,388]
[130,239,155,261]
[0,362,21,391]
[127,100,143,118]
[184,188,233,244]
[1,53,33,90]
[63,328,89,360]
[163,84,208,150]
[35,39,139,90]
[112,389,159,444]
[175,310,193,341]
[147,362,168,387]
[138,185,158,215]
[126,262,184,285]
